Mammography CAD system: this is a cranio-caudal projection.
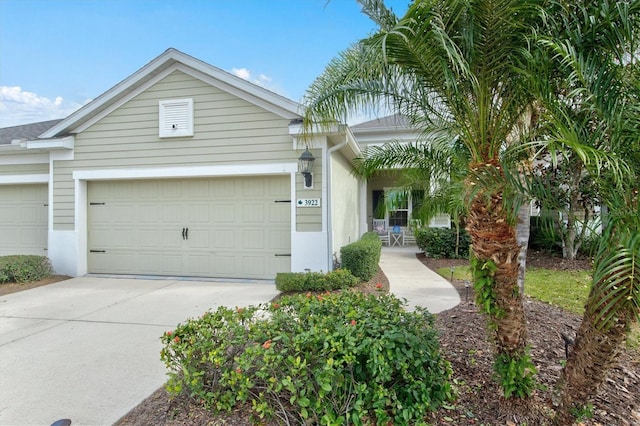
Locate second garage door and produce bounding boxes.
[0,184,48,257]
[88,176,291,279]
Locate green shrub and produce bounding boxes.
[161,292,453,425]
[0,255,53,284]
[529,215,563,254]
[529,214,602,258]
[275,268,359,292]
[340,232,382,281]
[577,228,602,258]
[416,227,471,258]
[326,268,360,289]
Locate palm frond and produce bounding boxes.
[357,0,398,31]
[589,230,640,330]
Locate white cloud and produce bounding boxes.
[231,68,286,97]
[0,86,87,128]
[232,67,252,80]
[257,74,272,84]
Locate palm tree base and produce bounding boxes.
[554,311,628,425]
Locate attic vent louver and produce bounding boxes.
[159,98,193,137]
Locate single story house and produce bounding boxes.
[0,48,447,280]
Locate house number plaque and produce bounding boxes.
[297,198,321,207]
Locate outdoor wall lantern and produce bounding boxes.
[298,148,315,188]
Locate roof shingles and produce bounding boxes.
[0,119,64,145]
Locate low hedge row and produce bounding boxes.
[340,231,382,281]
[416,227,471,259]
[0,255,53,284]
[275,268,359,292]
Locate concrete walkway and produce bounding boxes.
[380,246,460,313]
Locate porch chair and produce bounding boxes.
[403,219,422,245]
[373,219,390,246]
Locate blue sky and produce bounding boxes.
[0,0,409,128]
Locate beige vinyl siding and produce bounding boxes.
[51,70,310,229]
[295,147,322,232]
[0,163,49,175]
[52,171,74,229]
[330,152,359,254]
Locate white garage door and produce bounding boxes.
[0,184,48,256]
[87,176,291,279]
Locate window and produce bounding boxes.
[159,98,193,137]
[386,190,409,227]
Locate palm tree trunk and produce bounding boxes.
[467,188,526,344]
[467,190,527,356]
[554,296,628,425]
[465,162,535,399]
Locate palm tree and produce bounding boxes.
[303,0,541,399]
[554,196,639,425]
[531,1,640,423]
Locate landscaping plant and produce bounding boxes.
[160,291,453,425]
[302,0,541,400]
[275,268,359,292]
[0,255,53,283]
[340,232,382,281]
[415,228,470,259]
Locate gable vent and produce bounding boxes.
[159,98,194,138]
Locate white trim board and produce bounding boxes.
[73,163,297,181]
[0,174,49,184]
[0,153,49,165]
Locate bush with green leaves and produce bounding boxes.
[416,227,471,259]
[340,232,382,281]
[0,255,53,284]
[275,268,359,292]
[529,215,562,252]
[161,292,453,425]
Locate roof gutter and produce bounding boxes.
[0,136,74,152]
[25,136,74,150]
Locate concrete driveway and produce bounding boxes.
[0,276,279,426]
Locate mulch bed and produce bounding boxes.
[110,253,638,425]
[0,275,71,296]
[421,253,639,426]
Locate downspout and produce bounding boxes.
[326,136,348,271]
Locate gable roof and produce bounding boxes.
[41,48,302,139]
[351,114,410,131]
[0,119,64,145]
[350,114,419,146]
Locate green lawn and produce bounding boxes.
[437,265,639,351]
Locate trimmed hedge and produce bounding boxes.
[276,269,359,292]
[340,231,382,281]
[0,255,53,283]
[416,227,471,259]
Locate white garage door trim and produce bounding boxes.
[72,163,298,277]
[73,163,297,181]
